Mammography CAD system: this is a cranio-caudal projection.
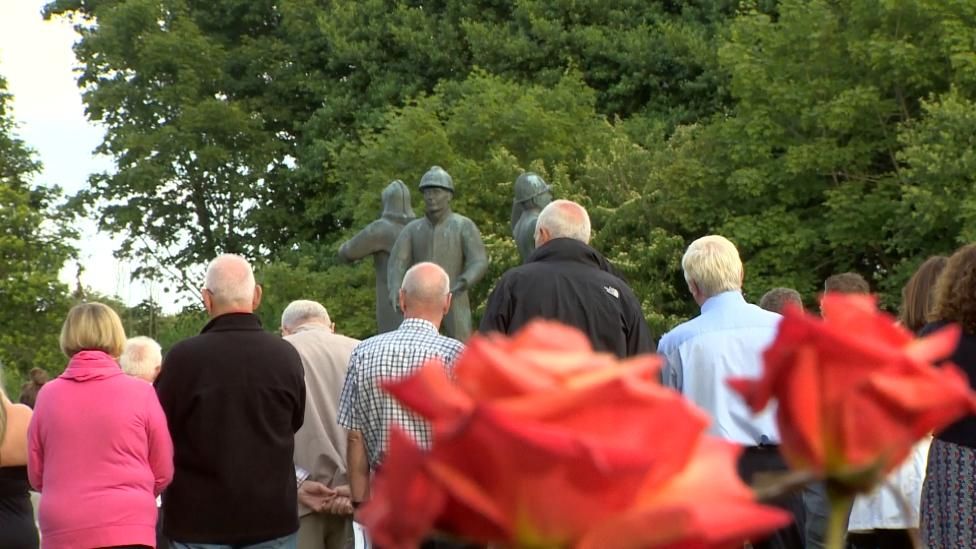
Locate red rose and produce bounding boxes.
[730,293,976,487]
[361,320,791,548]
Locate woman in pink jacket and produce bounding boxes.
[28,302,174,548]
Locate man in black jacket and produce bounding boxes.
[156,254,306,547]
[480,199,655,357]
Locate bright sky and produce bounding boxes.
[0,0,178,312]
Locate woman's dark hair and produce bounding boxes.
[930,244,976,334]
[19,368,50,409]
[900,256,948,333]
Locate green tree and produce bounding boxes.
[606,0,976,319]
[47,0,287,292]
[47,0,738,276]
[0,75,76,394]
[255,255,375,339]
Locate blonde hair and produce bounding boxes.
[60,302,127,358]
[681,235,744,298]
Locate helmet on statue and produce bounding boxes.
[418,166,455,193]
[513,172,551,204]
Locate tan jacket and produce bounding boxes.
[284,324,360,517]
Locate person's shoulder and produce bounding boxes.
[351,331,394,354]
[431,335,465,360]
[34,376,66,396]
[165,332,207,358]
[333,333,362,349]
[741,302,783,326]
[596,271,640,299]
[307,331,362,353]
[5,401,33,422]
[495,261,534,284]
[658,316,703,350]
[115,374,156,396]
[433,333,464,350]
[265,332,303,359]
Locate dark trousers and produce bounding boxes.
[847,529,913,549]
[376,536,480,549]
[157,506,169,549]
[738,446,806,549]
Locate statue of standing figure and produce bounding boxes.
[510,172,553,262]
[388,166,489,341]
[338,180,416,333]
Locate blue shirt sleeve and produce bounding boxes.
[658,332,684,392]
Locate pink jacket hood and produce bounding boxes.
[60,350,124,382]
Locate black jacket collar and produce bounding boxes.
[201,312,264,334]
[527,238,623,279]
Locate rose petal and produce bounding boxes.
[359,429,447,549]
[579,438,792,549]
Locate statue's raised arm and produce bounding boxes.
[338,180,414,333]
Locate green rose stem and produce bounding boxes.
[825,483,853,549]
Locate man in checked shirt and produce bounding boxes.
[337,261,464,512]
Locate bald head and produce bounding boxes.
[535,199,591,246]
[203,254,261,316]
[398,262,452,324]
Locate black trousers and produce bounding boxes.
[847,529,913,549]
[737,446,806,549]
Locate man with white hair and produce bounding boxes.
[281,300,359,549]
[658,235,803,549]
[120,336,166,546]
[479,199,654,357]
[337,262,464,511]
[156,254,306,548]
[120,336,163,382]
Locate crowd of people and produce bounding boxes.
[0,195,975,549]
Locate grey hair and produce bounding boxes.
[281,300,331,331]
[535,199,591,244]
[759,287,803,314]
[120,336,163,380]
[204,254,256,307]
[401,262,450,305]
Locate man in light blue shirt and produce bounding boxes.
[658,235,803,549]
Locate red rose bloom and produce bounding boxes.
[730,293,976,487]
[361,321,791,548]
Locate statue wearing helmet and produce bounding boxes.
[418,165,456,193]
[388,166,489,340]
[510,172,554,262]
[338,180,416,333]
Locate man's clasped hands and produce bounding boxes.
[298,481,354,516]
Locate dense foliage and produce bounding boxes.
[0,75,76,394]
[15,0,976,346]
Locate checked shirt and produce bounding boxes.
[337,318,464,468]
